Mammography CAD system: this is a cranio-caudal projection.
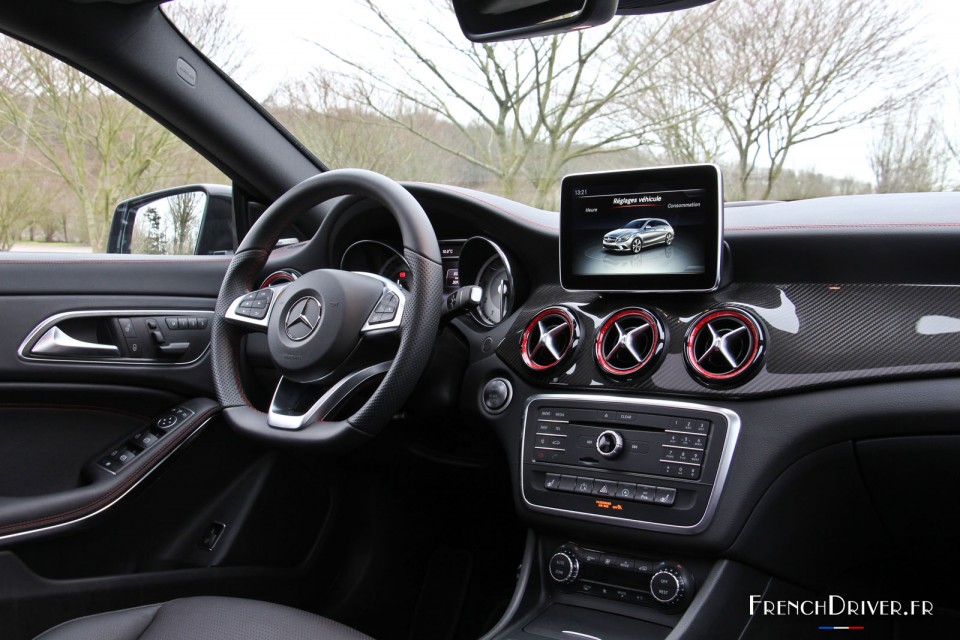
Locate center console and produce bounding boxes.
[547,541,695,609]
[521,395,740,533]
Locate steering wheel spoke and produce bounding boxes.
[224,283,289,332]
[268,362,391,430]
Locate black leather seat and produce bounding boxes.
[35,596,374,640]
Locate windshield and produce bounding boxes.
[625,220,648,229]
[165,0,959,209]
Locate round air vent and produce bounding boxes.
[521,307,579,372]
[261,269,301,288]
[685,308,764,384]
[595,308,664,377]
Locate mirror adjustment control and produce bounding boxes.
[156,406,195,430]
[156,414,178,430]
[91,402,211,478]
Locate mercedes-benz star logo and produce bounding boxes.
[284,296,322,341]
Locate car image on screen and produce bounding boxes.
[602,218,675,253]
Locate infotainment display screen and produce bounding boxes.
[559,164,723,292]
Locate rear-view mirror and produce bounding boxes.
[451,0,717,43]
[451,0,618,43]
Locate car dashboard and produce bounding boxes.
[254,184,960,637]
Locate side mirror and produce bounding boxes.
[107,184,237,255]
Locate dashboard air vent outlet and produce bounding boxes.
[595,309,664,377]
[521,307,579,371]
[261,269,301,288]
[685,308,764,384]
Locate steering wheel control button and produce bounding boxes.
[156,414,179,430]
[548,551,580,584]
[596,429,624,458]
[369,293,400,325]
[481,378,512,414]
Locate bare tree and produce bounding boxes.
[163,0,248,76]
[943,85,960,190]
[268,74,417,176]
[0,167,48,250]
[870,105,948,193]
[168,191,203,254]
[0,38,180,250]
[0,1,234,251]
[636,0,940,200]
[317,0,691,208]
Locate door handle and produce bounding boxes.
[31,326,121,358]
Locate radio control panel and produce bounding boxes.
[521,395,740,533]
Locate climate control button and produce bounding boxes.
[650,567,685,606]
[548,551,580,584]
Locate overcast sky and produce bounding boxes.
[172,0,960,185]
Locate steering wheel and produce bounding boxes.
[211,169,442,450]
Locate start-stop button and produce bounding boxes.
[481,378,512,414]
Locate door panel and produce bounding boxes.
[0,253,339,639]
[0,385,179,497]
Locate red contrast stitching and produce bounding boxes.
[0,258,232,266]
[0,407,220,534]
[729,222,960,232]
[0,404,147,420]
[411,183,559,232]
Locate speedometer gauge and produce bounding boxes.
[457,236,516,327]
[379,254,411,291]
[475,255,510,325]
[340,240,411,291]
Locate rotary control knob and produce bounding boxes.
[548,551,580,584]
[650,566,685,606]
[596,430,623,459]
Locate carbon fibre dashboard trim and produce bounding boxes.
[498,283,960,397]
